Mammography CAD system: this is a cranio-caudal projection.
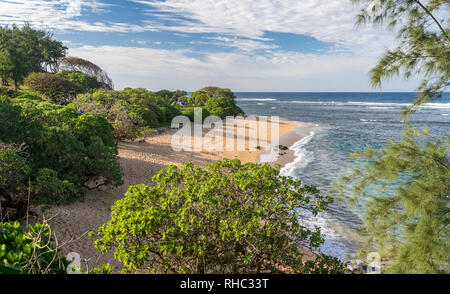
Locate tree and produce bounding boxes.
[339,0,450,273]
[201,86,236,100]
[57,56,113,90]
[204,96,244,119]
[0,24,67,89]
[94,159,343,274]
[352,0,449,115]
[187,90,210,106]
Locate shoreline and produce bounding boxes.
[42,115,310,271]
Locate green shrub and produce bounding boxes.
[182,107,210,122]
[32,168,82,205]
[128,103,158,126]
[24,73,79,104]
[76,89,165,140]
[146,103,165,122]
[0,87,22,98]
[0,148,30,192]
[0,98,122,208]
[88,264,113,274]
[204,96,244,119]
[56,70,103,92]
[14,92,43,101]
[187,90,210,106]
[0,222,69,274]
[111,120,140,142]
[121,88,158,107]
[160,105,182,122]
[0,148,31,220]
[94,159,342,274]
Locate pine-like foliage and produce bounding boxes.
[341,0,450,273]
[352,0,449,115]
[337,129,449,273]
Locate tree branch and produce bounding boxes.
[414,0,450,44]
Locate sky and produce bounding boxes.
[0,0,423,92]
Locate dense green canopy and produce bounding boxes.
[0,24,67,89]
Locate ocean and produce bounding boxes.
[235,92,450,259]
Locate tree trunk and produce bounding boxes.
[1,76,9,87]
[14,79,19,90]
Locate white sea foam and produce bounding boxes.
[279,130,356,259]
[286,100,450,109]
[280,131,315,178]
[236,98,277,101]
[296,210,353,259]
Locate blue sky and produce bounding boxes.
[0,0,422,91]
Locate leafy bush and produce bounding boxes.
[204,96,244,119]
[187,90,210,106]
[32,168,82,205]
[24,73,79,104]
[0,222,69,274]
[94,159,342,274]
[184,87,243,118]
[88,263,113,274]
[0,87,22,98]
[182,107,210,122]
[56,70,103,92]
[160,105,182,122]
[120,88,158,106]
[154,89,187,106]
[0,87,42,101]
[146,103,165,122]
[0,98,122,210]
[0,148,31,219]
[0,148,30,193]
[76,89,169,140]
[14,92,43,101]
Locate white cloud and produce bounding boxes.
[133,0,394,53]
[69,45,419,92]
[203,36,279,52]
[1,1,418,91]
[0,0,155,32]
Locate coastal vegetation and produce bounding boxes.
[0,24,66,89]
[0,222,69,274]
[336,0,450,273]
[94,159,343,274]
[0,93,123,217]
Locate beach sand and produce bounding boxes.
[41,116,306,271]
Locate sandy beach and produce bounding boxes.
[41,116,306,271]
